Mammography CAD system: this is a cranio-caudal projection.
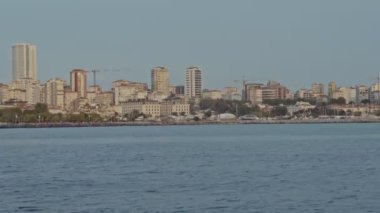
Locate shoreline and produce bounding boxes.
[1,118,380,129]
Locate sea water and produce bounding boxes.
[1,124,380,212]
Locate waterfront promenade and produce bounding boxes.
[1,118,380,129]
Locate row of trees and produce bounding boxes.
[0,103,103,123]
[198,98,380,118]
[199,99,288,117]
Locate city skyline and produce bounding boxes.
[1,1,380,90]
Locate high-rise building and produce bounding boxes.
[328,81,337,99]
[312,82,324,96]
[175,85,185,95]
[151,66,170,95]
[185,66,202,98]
[12,43,37,81]
[70,69,87,98]
[45,78,65,109]
[262,80,288,101]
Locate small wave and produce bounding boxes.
[18,206,44,212]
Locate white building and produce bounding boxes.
[369,83,380,104]
[356,85,369,103]
[121,101,190,118]
[185,66,202,98]
[12,43,37,81]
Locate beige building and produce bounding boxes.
[45,78,65,109]
[223,87,238,95]
[328,81,337,100]
[171,102,190,116]
[295,89,314,99]
[332,87,356,104]
[151,66,170,95]
[122,101,190,118]
[202,90,222,100]
[160,101,190,116]
[70,69,87,98]
[95,91,114,106]
[312,82,324,97]
[64,91,78,111]
[8,79,41,104]
[8,88,26,102]
[0,84,10,104]
[244,83,263,105]
[369,83,380,104]
[12,43,37,81]
[121,101,161,118]
[263,81,288,100]
[86,91,97,104]
[185,66,202,98]
[113,80,148,105]
[222,87,241,101]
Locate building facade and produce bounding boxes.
[12,43,37,81]
[45,78,65,109]
[151,66,170,95]
[70,69,87,98]
[202,90,222,100]
[328,81,337,100]
[244,83,263,105]
[185,66,202,98]
[113,80,148,105]
[356,85,369,103]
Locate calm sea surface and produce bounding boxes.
[1,124,380,213]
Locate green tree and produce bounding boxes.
[128,110,141,121]
[204,110,212,118]
[329,98,346,105]
[271,106,288,116]
[34,103,49,114]
[361,99,370,104]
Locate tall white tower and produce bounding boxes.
[185,66,202,98]
[12,43,37,81]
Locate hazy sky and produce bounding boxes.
[1,0,379,90]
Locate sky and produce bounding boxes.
[1,0,379,91]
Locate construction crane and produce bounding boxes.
[88,68,125,87]
[233,76,256,101]
[91,70,100,87]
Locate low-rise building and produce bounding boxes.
[202,89,222,100]
[122,100,190,118]
[369,83,380,104]
[95,91,114,106]
[64,91,78,111]
[113,80,148,105]
[295,89,313,99]
[244,83,263,105]
[0,83,10,104]
[287,101,315,115]
[356,85,369,103]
